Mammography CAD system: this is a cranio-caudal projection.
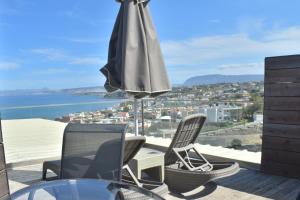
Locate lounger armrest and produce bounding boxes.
[172,144,213,172]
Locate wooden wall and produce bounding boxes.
[262,55,300,179]
[0,120,9,199]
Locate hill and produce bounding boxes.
[184,74,264,86]
[0,86,106,96]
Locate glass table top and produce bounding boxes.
[11,179,165,200]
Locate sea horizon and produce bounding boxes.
[0,93,124,120]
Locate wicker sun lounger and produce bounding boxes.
[42,135,145,181]
[42,131,143,181]
[164,114,240,193]
[43,133,168,198]
[43,123,126,181]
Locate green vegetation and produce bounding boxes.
[242,94,263,121]
[231,139,242,148]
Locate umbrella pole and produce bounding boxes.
[134,99,139,136]
[141,99,144,136]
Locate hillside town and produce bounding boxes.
[55,81,264,152]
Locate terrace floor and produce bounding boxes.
[3,119,300,199]
[8,163,300,200]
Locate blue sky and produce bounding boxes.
[1,0,300,90]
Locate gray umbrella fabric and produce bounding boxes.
[100,0,171,99]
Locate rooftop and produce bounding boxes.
[2,119,300,199]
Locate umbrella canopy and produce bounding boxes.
[100,0,171,99]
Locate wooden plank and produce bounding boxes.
[0,194,10,200]
[263,55,300,179]
[0,170,9,199]
[267,179,300,200]
[0,145,5,171]
[284,182,300,200]
[264,110,300,125]
[7,163,300,200]
[0,126,2,143]
[264,97,300,111]
[249,176,287,198]
[262,136,300,152]
[261,160,300,179]
[269,179,300,200]
[262,149,300,166]
[233,170,274,195]
[265,55,300,70]
[245,176,278,197]
[263,123,300,139]
[265,82,300,97]
[265,68,300,83]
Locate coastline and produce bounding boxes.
[0,100,123,110]
[0,93,124,120]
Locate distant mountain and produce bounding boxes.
[0,86,106,96]
[0,88,57,96]
[61,86,106,94]
[184,74,264,86]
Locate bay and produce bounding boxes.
[0,93,124,120]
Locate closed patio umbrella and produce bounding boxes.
[101,0,171,135]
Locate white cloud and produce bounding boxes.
[70,57,106,65]
[218,62,263,70]
[67,38,101,43]
[161,26,300,67]
[217,62,263,74]
[34,68,72,75]
[237,17,265,34]
[30,48,105,66]
[264,26,300,41]
[56,37,105,44]
[86,19,115,27]
[30,48,67,60]
[161,34,257,66]
[0,62,19,70]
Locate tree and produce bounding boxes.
[123,105,129,112]
[242,94,263,121]
[231,139,242,149]
[147,125,158,132]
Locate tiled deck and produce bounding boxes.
[8,163,300,200]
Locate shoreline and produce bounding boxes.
[0,94,125,120]
[0,100,124,110]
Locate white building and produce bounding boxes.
[254,114,263,123]
[199,107,218,122]
[199,104,242,123]
[159,116,172,122]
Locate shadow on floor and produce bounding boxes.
[170,182,217,199]
[7,169,55,185]
[215,168,300,200]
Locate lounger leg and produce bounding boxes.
[42,166,47,180]
[159,166,164,182]
[123,165,143,188]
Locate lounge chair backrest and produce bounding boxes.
[60,123,126,181]
[123,136,146,165]
[0,118,10,199]
[164,114,206,165]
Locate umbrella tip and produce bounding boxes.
[115,0,150,4]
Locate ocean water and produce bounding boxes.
[0,93,124,120]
